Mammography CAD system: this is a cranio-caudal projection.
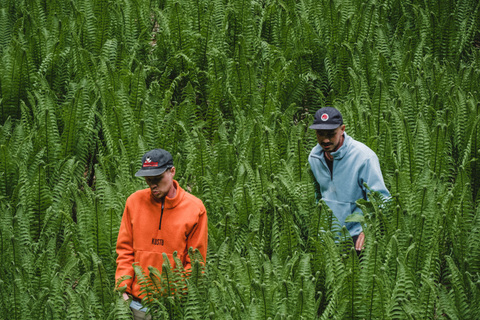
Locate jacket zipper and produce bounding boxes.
[312,153,333,180]
[330,159,334,180]
[323,154,334,180]
[159,200,164,230]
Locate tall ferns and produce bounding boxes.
[0,0,480,318]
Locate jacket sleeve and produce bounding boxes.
[359,155,390,200]
[183,206,208,270]
[115,202,135,293]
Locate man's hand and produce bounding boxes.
[122,293,129,301]
[355,232,365,251]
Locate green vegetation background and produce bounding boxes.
[1,0,480,319]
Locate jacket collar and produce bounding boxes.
[330,132,350,160]
[151,180,185,208]
[165,180,184,208]
[312,132,350,161]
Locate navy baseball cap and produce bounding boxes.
[309,107,343,130]
[135,149,174,177]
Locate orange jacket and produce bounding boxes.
[115,180,208,298]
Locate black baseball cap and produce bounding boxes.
[309,107,343,130]
[135,149,174,177]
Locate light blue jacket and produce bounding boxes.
[308,132,390,236]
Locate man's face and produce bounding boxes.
[315,125,345,152]
[144,167,175,200]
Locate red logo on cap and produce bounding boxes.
[143,157,158,167]
[143,162,159,167]
[321,113,329,121]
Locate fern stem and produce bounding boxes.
[224,214,228,239]
[3,147,7,197]
[163,265,174,318]
[263,61,269,113]
[243,185,249,217]
[262,284,267,319]
[329,208,333,231]
[473,105,479,199]
[328,0,334,40]
[415,215,425,272]
[265,130,272,176]
[232,16,237,58]
[97,261,105,307]
[64,95,78,158]
[202,7,211,68]
[258,165,264,195]
[403,117,413,183]
[377,80,382,137]
[420,187,427,217]
[134,69,143,120]
[283,280,289,300]
[247,63,253,106]
[351,248,355,319]
[235,60,243,93]
[315,204,322,243]
[194,260,200,287]
[433,124,440,174]
[298,289,304,316]
[200,143,204,176]
[240,0,245,27]
[38,164,41,240]
[297,139,302,180]
[110,208,113,252]
[11,237,17,320]
[175,4,183,51]
[150,272,162,298]
[96,198,99,254]
[246,261,252,301]
[395,169,399,196]
[45,109,49,179]
[0,228,2,274]
[423,286,431,319]
[396,204,400,230]
[195,0,201,33]
[365,3,374,41]
[286,211,292,253]
[17,50,27,120]
[1,91,3,122]
[368,242,378,320]
[399,301,411,319]
[440,121,448,176]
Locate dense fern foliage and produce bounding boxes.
[1,0,480,318]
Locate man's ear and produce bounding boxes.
[171,166,176,177]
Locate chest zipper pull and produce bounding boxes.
[159,199,164,230]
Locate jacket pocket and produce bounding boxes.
[132,250,176,296]
[323,199,362,235]
[134,250,176,272]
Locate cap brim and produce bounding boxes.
[135,167,169,177]
[309,124,341,130]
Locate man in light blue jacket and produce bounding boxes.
[308,107,390,251]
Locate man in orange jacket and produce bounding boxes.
[115,148,208,319]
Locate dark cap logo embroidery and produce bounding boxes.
[321,113,329,121]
